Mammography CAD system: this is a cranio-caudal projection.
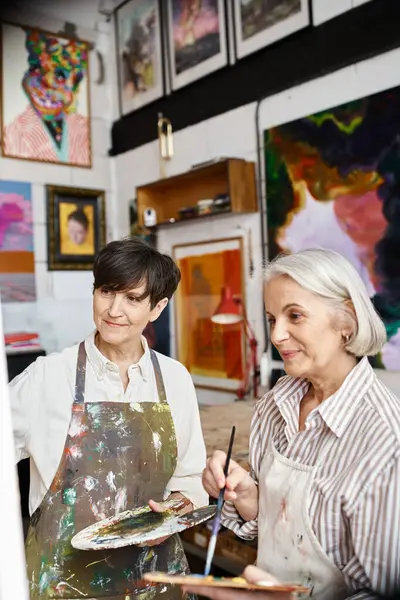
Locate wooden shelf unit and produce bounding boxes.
[136,158,258,227]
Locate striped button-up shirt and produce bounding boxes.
[222,357,400,599]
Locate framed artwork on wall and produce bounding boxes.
[115,0,165,115]
[166,0,228,91]
[233,0,310,60]
[46,185,106,271]
[173,237,245,391]
[0,23,91,167]
[0,180,36,302]
[264,84,400,371]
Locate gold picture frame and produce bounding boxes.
[46,185,106,271]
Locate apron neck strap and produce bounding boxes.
[150,349,168,404]
[74,341,87,406]
[74,342,169,406]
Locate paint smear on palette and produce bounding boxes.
[71,501,216,551]
[142,573,310,593]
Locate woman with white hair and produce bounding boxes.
[196,249,400,600]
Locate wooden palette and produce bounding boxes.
[71,499,216,550]
[143,572,310,594]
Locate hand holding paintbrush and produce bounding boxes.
[204,426,236,576]
[202,436,259,531]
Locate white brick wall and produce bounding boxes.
[312,0,373,26]
[1,1,119,353]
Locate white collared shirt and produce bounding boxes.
[10,331,208,515]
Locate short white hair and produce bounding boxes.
[264,248,387,357]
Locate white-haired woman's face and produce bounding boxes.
[264,275,351,380]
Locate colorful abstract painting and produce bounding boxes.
[173,238,245,390]
[0,180,35,302]
[1,23,91,167]
[264,86,400,370]
[116,0,164,115]
[167,0,228,90]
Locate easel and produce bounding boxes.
[0,296,29,599]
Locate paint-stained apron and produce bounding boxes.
[26,342,192,599]
[257,435,348,599]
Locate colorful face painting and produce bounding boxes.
[1,23,91,166]
[264,86,400,370]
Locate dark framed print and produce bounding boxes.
[46,185,106,270]
[233,0,310,60]
[115,0,165,116]
[166,0,228,91]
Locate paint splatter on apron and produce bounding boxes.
[26,342,193,599]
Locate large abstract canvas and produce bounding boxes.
[0,180,35,302]
[173,238,245,391]
[1,23,91,167]
[264,86,400,370]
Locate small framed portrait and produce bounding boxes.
[46,185,106,271]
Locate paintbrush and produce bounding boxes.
[204,425,236,576]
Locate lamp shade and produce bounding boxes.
[211,286,243,325]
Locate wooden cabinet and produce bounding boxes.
[136,158,258,227]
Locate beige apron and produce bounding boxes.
[257,436,348,599]
[26,342,192,599]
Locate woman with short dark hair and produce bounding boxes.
[10,237,207,600]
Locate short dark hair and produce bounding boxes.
[68,208,89,230]
[93,237,181,308]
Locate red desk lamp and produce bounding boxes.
[211,286,259,400]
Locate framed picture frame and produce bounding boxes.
[166,0,229,91]
[0,22,91,167]
[233,0,310,60]
[46,185,106,271]
[173,237,245,391]
[115,0,165,116]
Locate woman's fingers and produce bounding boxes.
[242,565,280,585]
[148,499,163,513]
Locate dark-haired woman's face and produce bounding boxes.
[93,282,167,347]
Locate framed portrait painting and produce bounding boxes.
[0,23,91,167]
[46,186,106,271]
[233,0,310,60]
[166,0,228,91]
[173,237,245,391]
[116,0,164,115]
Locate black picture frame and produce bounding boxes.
[46,185,106,271]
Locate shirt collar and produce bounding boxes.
[273,356,376,437]
[84,330,151,382]
[318,356,375,437]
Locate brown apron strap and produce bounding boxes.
[150,349,168,404]
[74,341,87,406]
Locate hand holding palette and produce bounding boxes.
[143,573,309,594]
[71,497,216,551]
